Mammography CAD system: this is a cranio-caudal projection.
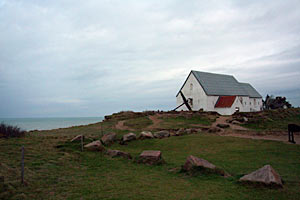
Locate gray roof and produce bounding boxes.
[176,70,262,98]
[239,83,262,98]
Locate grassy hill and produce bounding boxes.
[1,109,300,199]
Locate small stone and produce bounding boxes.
[70,135,84,142]
[208,127,222,133]
[217,124,230,128]
[122,133,136,143]
[243,117,249,122]
[175,128,185,136]
[101,132,117,146]
[154,130,170,139]
[84,140,105,152]
[239,165,283,187]
[186,128,198,134]
[138,131,154,139]
[231,120,241,125]
[138,150,164,165]
[106,149,132,159]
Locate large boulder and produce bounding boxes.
[84,140,105,152]
[106,149,132,160]
[70,135,84,142]
[101,132,117,145]
[182,155,229,177]
[138,131,154,140]
[137,150,164,165]
[122,133,136,143]
[239,165,283,187]
[154,130,170,139]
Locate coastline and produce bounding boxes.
[0,117,104,131]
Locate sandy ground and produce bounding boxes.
[212,116,248,131]
[115,120,134,131]
[147,114,163,129]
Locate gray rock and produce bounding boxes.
[84,140,105,152]
[208,127,222,133]
[137,150,164,165]
[231,120,241,125]
[217,124,230,128]
[239,165,283,187]
[154,130,170,139]
[122,133,136,143]
[182,155,216,171]
[101,132,117,145]
[175,128,185,136]
[70,135,84,142]
[138,131,154,139]
[106,149,132,159]
[182,155,230,177]
[185,128,198,134]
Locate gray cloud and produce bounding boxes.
[0,0,300,117]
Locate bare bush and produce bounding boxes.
[0,123,26,138]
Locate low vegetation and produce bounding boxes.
[237,108,300,131]
[123,116,153,130]
[1,108,300,199]
[159,114,216,129]
[0,123,26,138]
[1,131,300,199]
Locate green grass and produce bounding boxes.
[159,115,215,129]
[242,108,300,131]
[123,116,153,130]
[1,127,300,199]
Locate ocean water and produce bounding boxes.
[0,117,103,131]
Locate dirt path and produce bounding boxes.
[223,133,300,145]
[212,116,248,131]
[114,114,299,145]
[115,120,135,131]
[210,116,300,144]
[147,114,163,129]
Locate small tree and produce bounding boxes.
[263,95,292,110]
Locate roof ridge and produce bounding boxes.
[191,70,235,77]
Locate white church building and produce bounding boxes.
[176,70,263,115]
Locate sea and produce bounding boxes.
[0,117,104,131]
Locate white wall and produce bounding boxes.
[249,98,263,112]
[176,73,208,111]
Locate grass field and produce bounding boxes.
[1,123,300,199]
[242,108,300,131]
[159,115,215,129]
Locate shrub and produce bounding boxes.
[0,123,26,138]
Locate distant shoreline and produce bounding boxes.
[0,117,104,131]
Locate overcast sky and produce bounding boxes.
[0,0,299,118]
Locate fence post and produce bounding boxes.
[81,135,83,152]
[21,146,24,185]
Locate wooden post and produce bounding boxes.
[81,135,83,152]
[21,146,24,184]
